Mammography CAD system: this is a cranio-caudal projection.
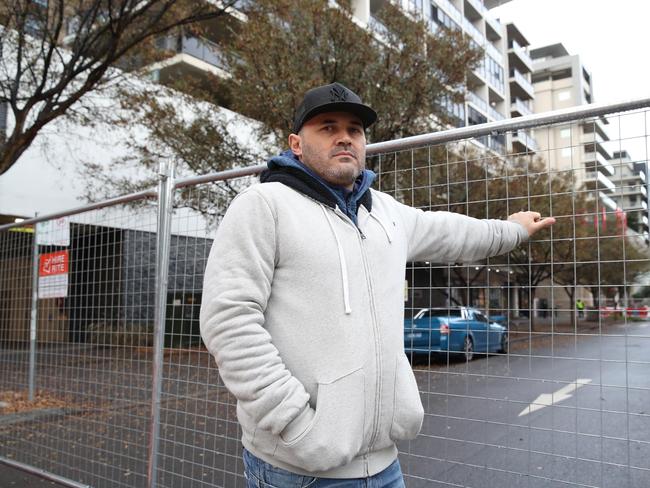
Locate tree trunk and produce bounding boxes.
[529,288,537,332]
[563,287,576,329]
[590,286,601,310]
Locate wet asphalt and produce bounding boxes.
[1,320,649,488]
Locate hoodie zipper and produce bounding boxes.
[333,207,383,462]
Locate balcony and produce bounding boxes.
[508,39,533,73]
[488,105,505,121]
[486,42,503,65]
[585,170,616,192]
[435,0,462,25]
[509,68,534,100]
[584,149,614,176]
[484,11,502,36]
[469,62,486,85]
[181,36,227,68]
[467,91,488,113]
[582,137,612,166]
[462,17,485,46]
[510,98,532,117]
[598,191,618,211]
[155,35,228,77]
[581,118,609,142]
[368,15,390,39]
[615,184,647,197]
[488,133,506,154]
[467,0,503,35]
[204,0,249,21]
[512,130,538,153]
[581,129,607,147]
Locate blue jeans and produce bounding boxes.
[243,448,406,488]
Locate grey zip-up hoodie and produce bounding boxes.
[199,162,529,478]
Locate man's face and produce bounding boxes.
[288,112,367,190]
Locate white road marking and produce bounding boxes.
[519,378,592,417]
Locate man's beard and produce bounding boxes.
[302,143,364,187]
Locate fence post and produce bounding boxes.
[28,214,39,402]
[147,161,175,488]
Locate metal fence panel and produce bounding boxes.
[0,206,160,487]
[372,109,650,488]
[0,104,649,488]
[155,181,252,488]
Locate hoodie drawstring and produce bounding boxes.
[368,213,393,243]
[320,205,352,315]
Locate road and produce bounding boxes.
[1,321,649,488]
[400,320,650,488]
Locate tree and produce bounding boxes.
[224,0,481,144]
[0,0,234,175]
[86,0,482,212]
[79,88,260,223]
[377,146,650,328]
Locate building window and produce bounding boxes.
[558,90,571,102]
[468,106,487,126]
[485,55,505,94]
[531,73,551,84]
[439,95,465,127]
[430,4,459,31]
[560,128,571,138]
[552,68,572,80]
[409,0,423,15]
[561,147,572,158]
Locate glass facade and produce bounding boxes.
[430,3,460,31]
[486,55,505,94]
[440,96,466,127]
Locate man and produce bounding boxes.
[200,82,555,487]
[576,298,585,319]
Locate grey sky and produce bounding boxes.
[492,0,649,104]
[492,0,650,162]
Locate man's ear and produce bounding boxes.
[288,133,303,159]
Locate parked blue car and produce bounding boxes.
[404,307,508,361]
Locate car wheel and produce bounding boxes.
[462,336,474,362]
[498,333,508,354]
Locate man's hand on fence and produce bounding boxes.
[508,211,556,237]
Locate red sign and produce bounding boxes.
[39,251,69,277]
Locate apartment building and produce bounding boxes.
[123,0,538,316]
[530,43,649,239]
[379,0,540,158]
[504,22,536,154]
[530,43,617,198]
[145,0,535,156]
[609,150,649,238]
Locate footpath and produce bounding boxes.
[0,462,65,487]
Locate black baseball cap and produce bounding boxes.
[293,82,377,134]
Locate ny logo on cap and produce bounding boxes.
[329,85,348,102]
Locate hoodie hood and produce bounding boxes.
[262,150,375,224]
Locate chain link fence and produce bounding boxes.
[1,100,649,487]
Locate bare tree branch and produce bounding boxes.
[0,0,236,174]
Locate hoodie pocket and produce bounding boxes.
[389,355,424,441]
[274,368,366,473]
